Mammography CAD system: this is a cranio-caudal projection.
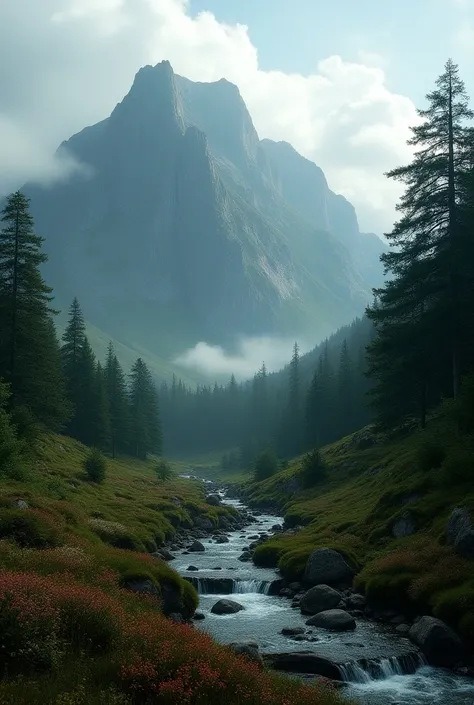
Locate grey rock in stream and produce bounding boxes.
[300,584,341,615]
[409,616,464,667]
[211,599,245,615]
[229,641,263,666]
[263,652,342,680]
[188,540,206,552]
[304,548,355,587]
[305,609,356,631]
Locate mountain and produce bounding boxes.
[24,61,385,381]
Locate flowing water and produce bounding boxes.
[174,489,474,704]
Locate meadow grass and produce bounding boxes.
[0,433,349,705]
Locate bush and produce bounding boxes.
[253,449,278,482]
[300,450,327,488]
[439,443,473,486]
[417,438,446,472]
[155,460,174,483]
[0,509,61,548]
[84,448,107,484]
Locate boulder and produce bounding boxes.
[187,565,199,571]
[193,612,205,620]
[211,599,245,615]
[15,499,29,510]
[300,584,341,615]
[238,552,251,562]
[279,588,294,597]
[304,548,355,587]
[153,548,176,561]
[409,616,464,667]
[345,593,366,610]
[229,641,263,666]
[123,578,159,598]
[215,536,230,544]
[281,627,305,636]
[392,512,416,538]
[195,517,214,531]
[262,652,342,680]
[447,507,474,559]
[306,609,356,632]
[188,540,205,553]
[395,624,411,635]
[206,495,221,506]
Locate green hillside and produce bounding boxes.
[242,409,474,648]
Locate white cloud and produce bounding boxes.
[0,0,419,231]
[175,337,310,380]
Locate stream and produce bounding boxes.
[174,486,474,704]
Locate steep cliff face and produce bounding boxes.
[25,61,384,368]
[260,139,386,287]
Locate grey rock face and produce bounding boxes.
[262,652,342,679]
[305,609,356,631]
[228,641,263,666]
[447,507,474,559]
[206,494,221,506]
[304,548,355,587]
[299,584,341,615]
[281,627,305,636]
[392,512,416,538]
[409,616,464,667]
[211,599,245,615]
[26,62,381,374]
[188,540,205,552]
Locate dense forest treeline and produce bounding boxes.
[0,193,162,464]
[1,59,474,477]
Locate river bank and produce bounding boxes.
[168,477,474,704]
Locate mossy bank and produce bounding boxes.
[245,417,474,650]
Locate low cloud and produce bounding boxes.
[174,337,311,381]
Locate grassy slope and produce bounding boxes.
[0,435,347,705]
[246,421,474,647]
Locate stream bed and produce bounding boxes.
[174,490,474,704]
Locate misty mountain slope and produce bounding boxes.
[260,139,387,286]
[24,60,384,380]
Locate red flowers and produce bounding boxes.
[0,568,343,705]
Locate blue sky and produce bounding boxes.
[189,0,472,104]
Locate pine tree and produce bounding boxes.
[104,343,129,458]
[0,191,69,430]
[129,357,162,459]
[278,342,302,457]
[74,337,97,445]
[368,60,474,428]
[337,339,353,437]
[89,362,111,451]
[61,298,87,438]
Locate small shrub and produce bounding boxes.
[300,450,328,488]
[253,449,278,482]
[155,460,174,483]
[84,449,106,484]
[417,439,446,473]
[439,444,473,485]
[0,509,61,548]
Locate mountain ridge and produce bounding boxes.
[23,60,386,382]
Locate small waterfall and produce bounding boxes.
[232,579,271,595]
[339,652,427,683]
[184,577,271,595]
